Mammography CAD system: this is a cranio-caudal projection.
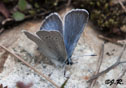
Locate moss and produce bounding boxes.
[72,0,126,34]
[1,0,126,34]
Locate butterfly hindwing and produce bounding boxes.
[63,9,89,59]
[40,13,63,35]
[36,30,67,66]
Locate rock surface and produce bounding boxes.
[0,8,126,88]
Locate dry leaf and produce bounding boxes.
[16,81,33,88]
[0,1,10,18]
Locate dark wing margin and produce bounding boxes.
[40,13,63,35]
[63,9,89,59]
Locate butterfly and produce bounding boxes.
[23,9,89,67]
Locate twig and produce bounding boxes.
[88,44,126,83]
[118,0,126,13]
[25,10,51,19]
[88,61,121,82]
[117,44,126,62]
[0,28,4,34]
[0,51,9,73]
[0,11,51,34]
[0,45,60,88]
[89,43,104,88]
[66,0,71,7]
[118,69,126,81]
[112,68,126,88]
[98,35,123,47]
[2,18,13,25]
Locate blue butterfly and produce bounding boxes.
[23,9,89,66]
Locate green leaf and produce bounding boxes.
[18,0,27,11]
[28,10,36,15]
[34,3,39,8]
[3,0,9,3]
[12,11,25,21]
[61,77,69,88]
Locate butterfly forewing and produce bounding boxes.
[36,30,67,65]
[63,9,89,59]
[23,30,41,45]
[24,31,54,58]
[40,13,63,35]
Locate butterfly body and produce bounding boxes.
[24,9,89,67]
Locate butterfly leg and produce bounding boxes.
[63,63,71,78]
[65,58,73,65]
